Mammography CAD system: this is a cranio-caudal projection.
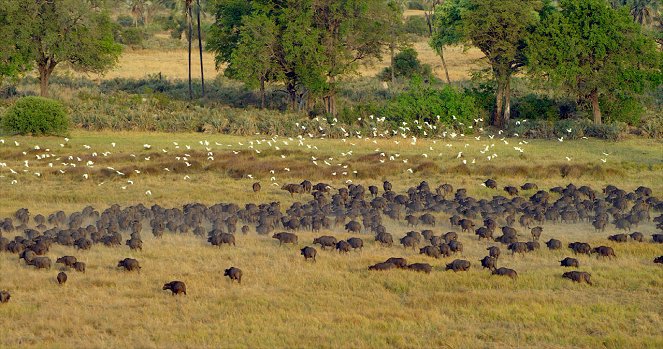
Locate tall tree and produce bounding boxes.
[463,0,541,128]
[185,0,194,100]
[0,0,122,96]
[528,0,660,124]
[429,0,466,84]
[228,13,282,108]
[196,0,205,97]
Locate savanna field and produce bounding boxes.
[0,131,661,348]
[1,0,663,348]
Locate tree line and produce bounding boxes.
[1,0,660,128]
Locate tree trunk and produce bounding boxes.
[390,46,395,83]
[196,0,205,97]
[38,60,57,97]
[260,77,265,109]
[590,89,602,124]
[503,76,511,126]
[439,48,451,84]
[494,80,504,128]
[187,7,193,100]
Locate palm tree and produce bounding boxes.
[196,0,205,97]
[185,0,193,100]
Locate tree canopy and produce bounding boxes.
[527,0,661,124]
[0,0,122,97]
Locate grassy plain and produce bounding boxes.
[0,132,662,348]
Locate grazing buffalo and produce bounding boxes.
[568,242,591,255]
[313,236,338,250]
[375,232,393,247]
[480,256,497,271]
[562,271,593,286]
[73,262,86,273]
[300,246,317,262]
[408,263,432,273]
[57,272,67,285]
[336,240,351,253]
[117,258,141,272]
[272,232,298,246]
[28,257,51,270]
[487,246,501,260]
[484,179,497,189]
[445,259,471,272]
[368,262,397,271]
[546,239,562,250]
[56,256,77,268]
[224,267,243,284]
[281,183,304,196]
[399,236,418,250]
[591,246,616,258]
[652,234,663,243]
[629,232,644,242]
[492,267,517,279]
[420,245,442,259]
[344,221,361,234]
[163,281,187,295]
[208,233,235,247]
[384,257,408,269]
[0,290,10,304]
[347,237,364,250]
[530,226,543,241]
[560,257,579,268]
[508,242,528,256]
[654,256,663,264]
[608,234,628,243]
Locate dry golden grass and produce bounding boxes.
[0,132,662,348]
[59,49,219,81]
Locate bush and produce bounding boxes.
[2,96,69,136]
[116,27,146,47]
[512,94,568,121]
[380,48,432,81]
[600,95,644,125]
[404,16,429,36]
[381,79,478,134]
[116,15,136,28]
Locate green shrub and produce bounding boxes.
[404,16,428,36]
[381,79,478,134]
[512,94,564,120]
[380,48,432,81]
[600,95,644,125]
[117,27,146,47]
[2,96,70,136]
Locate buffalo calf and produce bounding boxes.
[224,267,243,284]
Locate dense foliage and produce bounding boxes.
[1,96,69,136]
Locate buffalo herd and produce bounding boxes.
[0,179,662,304]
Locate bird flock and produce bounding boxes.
[0,117,620,193]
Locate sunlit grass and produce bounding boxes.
[0,131,661,348]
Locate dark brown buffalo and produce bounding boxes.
[591,246,616,258]
[224,267,243,284]
[368,262,397,271]
[445,259,471,272]
[336,240,351,253]
[252,182,261,193]
[420,245,442,259]
[408,263,432,273]
[568,242,591,255]
[300,246,317,262]
[163,281,187,295]
[492,267,518,279]
[384,257,408,268]
[0,290,10,303]
[546,239,562,250]
[73,262,86,273]
[654,256,663,264]
[272,232,298,246]
[313,236,337,249]
[487,246,501,260]
[530,226,543,241]
[56,256,77,268]
[375,232,393,247]
[562,271,593,285]
[480,256,497,271]
[57,272,67,285]
[347,237,364,250]
[608,234,628,243]
[560,257,579,268]
[399,236,418,250]
[117,258,141,272]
